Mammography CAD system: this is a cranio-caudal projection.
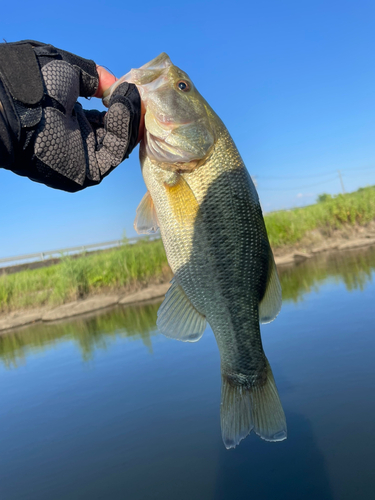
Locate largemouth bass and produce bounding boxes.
[104,54,286,449]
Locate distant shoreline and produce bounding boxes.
[1,234,375,335]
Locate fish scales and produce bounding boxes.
[104,53,286,448]
[182,126,269,374]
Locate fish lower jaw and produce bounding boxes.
[143,132,203,172]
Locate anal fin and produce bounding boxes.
[259,253,282,324]
[157,278,206,342]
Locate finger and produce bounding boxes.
[137,97,146,143]
[94,66,117,98]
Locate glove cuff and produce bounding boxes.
[0,43,44,105]
[0,77,21,168]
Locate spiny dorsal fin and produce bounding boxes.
[157,277,206,342]
[134,191,159,234]
[259,254,282,324]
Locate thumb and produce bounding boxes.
[93,65,117,98]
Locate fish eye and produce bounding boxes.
[177,80,191,92]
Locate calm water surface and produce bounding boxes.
[1,247,375,500]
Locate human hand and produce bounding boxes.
[0,41,143,191]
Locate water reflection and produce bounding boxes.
[0,301,160,368]
[279,245,375,302]
[214,412,334,500]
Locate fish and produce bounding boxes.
[103,54,286,449]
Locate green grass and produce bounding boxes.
[1,186,375,314]
[264,185,375,247]
[0,238,169,313]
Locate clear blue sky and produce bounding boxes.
[1,0,374,258]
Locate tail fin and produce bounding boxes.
[220,359,287,449]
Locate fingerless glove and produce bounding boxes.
[0,40,141,192]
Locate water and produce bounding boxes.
[1,247,375,500]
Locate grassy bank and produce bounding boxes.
[0,238,170,314]
[264,185,375,247]
[1,186,375,314]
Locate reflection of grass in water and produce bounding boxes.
[279,246,375,302]
[0,301,161,369]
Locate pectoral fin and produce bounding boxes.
[259,254,282,324]
[134,191,159,234]
[157,278,206,342]
[164,174,200,226]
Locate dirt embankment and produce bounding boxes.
[272,221,375,265]
[0,283,172,335]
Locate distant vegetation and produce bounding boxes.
[1,186,375,314]
[316,193,332,203]
[264,185,375,247]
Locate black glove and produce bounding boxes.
[0,40,141,192]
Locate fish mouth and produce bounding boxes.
[137,74,169,98]
[146,110,195,130]
[151,115,192,127]
[102,56,172,107]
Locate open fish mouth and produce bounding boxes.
[136,74,169,99]
[103,53,215,166]
[102,54,172,107]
